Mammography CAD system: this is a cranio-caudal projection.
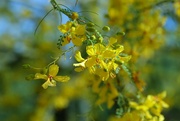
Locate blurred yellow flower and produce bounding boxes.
[95,80,119,108]
[108,111,141,121]
[130,91,169,120]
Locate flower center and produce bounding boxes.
[48,75,53,81]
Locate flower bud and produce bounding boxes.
[102,26,110,32]
[86,27,95,32]
[71,12,79,20]
[116,31,125,36]
[87,22,95,27]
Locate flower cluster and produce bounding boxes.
[129,91,169,121]
[26,0,170,120]
[56,11,131,108]
[73,38,131,81]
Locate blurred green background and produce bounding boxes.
[0,0,180,121]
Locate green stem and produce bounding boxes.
[50,0,72,18]
[138,0,175,11]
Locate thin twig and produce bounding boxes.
[138,0,175,11]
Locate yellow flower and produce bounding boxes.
[95,80,118,108]
[129,91,169,120]
[85,43,115,68]
[34,64,70,89]
[71,12,79,20]
[174,1,180,17]
[58,21,86,46]
[71,24,86,46]
[73,42,131,80]
[58,21,72,33]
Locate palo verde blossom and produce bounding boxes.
[129,91,169,121]
[73,37,131,81]
[34,64,70,89]
[58,21,86,46]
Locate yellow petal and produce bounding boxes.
[73,60,87,68]
[34,73,48,80]
[72,35,84,46]
[158,91,166,99]
[108,37,117,46]
[61,36,71,46]
[119,55,131,63]
[86,45,96,56]
[102,50,115,58]
[85,56,96,67]
[58,21,72,33]
[92,79,101,93]
[112,62,119,71]
[54,76,70,82]
[159,114,165,121]
[95,68,109,81]
[107,93,115,109]
[49,64,59,77]
[74,51,85,62]
[129,101,138,108]
[109,84,119,97]
[88,66,96,74]
[160,101,169,108]
[74,67,84,72]
[42,79,56,89]
[74,24,86,35]
[116,45,124,54]
[95,43,105,54]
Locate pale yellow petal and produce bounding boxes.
[74,24,86,35]
[116,45,124,54]
[108,37,117,46]
[95,68,109,81]
[73,60,87,68]
[42,79,56,89]
[54,76,70,82]
[86,45,96,56]
[72,35,84,46]
[74,51,85,62]
[58,21,72,33]
[102,50,115,58]
[120,55,131,63]
[74,67,84,72]
[85,56,96,67]
[61,36,71,46]
[95,43,105,54]
[49,64,59,77]
[158,91,166,99]
[107,93,115,109]
[34,73,48,80]
[160,101,169,108]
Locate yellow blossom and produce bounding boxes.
[58,21,72,33]
[95,80,119,108]
[34,64,70,89]
[73,42,131,80]
[58,21,86,46]
[71,12,79,20]
[129,91,169,120]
